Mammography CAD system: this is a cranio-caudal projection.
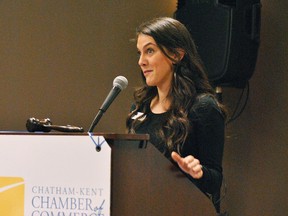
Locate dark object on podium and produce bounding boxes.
[26,117,84,132]
[175,0,261,88]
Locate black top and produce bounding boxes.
[129,94,225,199]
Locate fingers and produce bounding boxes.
[186,157,201,172]
[171,151,203,179]
[171,151,182,163]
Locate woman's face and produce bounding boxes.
[137,34,174,89]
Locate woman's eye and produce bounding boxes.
[147,48,154,54]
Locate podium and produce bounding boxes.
[0,132,216,215]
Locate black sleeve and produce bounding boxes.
[188,96,225,195]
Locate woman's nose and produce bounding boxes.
[138,54,147,66]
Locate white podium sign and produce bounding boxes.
[0,134,111,216]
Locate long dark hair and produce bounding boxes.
[127,17,226,151]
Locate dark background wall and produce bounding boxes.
[0,1,287,215]
[221,1,288,215]
[0,0,176,133]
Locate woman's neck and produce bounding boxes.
[150,91,171,114]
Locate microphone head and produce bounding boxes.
[113,76,128,90]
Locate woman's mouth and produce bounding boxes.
[143,70,153,76]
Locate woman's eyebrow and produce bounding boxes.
[137,42,157,50]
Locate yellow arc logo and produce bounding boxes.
[0,177,25,216]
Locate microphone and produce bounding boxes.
[88,76,128,132]
[26,117,84,132]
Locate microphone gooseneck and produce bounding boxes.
[88,76,128,133]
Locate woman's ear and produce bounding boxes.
[172,49,185,62]
[177,49,185,61]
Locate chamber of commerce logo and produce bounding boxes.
[0,176,25,216]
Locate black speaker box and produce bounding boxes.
[175,0,261,88]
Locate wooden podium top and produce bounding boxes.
[0,131,149,141]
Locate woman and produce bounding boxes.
[126,17,227,212]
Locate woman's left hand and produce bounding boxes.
[171,151,203,179]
